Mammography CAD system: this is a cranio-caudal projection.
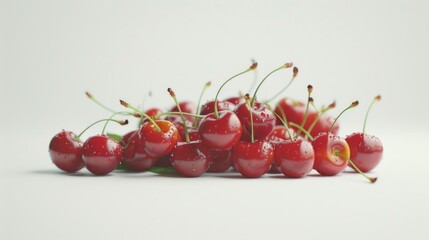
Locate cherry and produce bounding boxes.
[167,88,211,177]
[82,135,123,175]
[121,130,157,172]
[121,100,179,158]
[198,62,257,150]
[224,96,244,105]
[168,101,197,122]
[49,130,84,173]
[199,100,236,115]
[235,63,294,141]
[232,94,274,178]
[346,95,383,173]
[208,149,232,172]
[312,101,358,176]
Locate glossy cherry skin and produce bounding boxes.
[225,96,244,106]
[312,132,350,176]
[274,139,314,178]
[231,140,274,178]
[139,108,163,126]
[198,110,243,150]
[208,149,232,173]
[346,133,383,172]
[274,98,305,125]
[299,112,338,137]
[122,130,157,172]
[199,100,236,115]
[82,135,123,175]
[235,101,276,141]
[49,130,84,173]
[170,141,212,177]
[139,120,179,158]
[170,101,196,122]
[265,126,294,173]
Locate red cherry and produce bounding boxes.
[303,112,338,137]
[266,125,295,144]
[235,101,276,141]
[231,140,274,178]
[170,141,212,177]
[274,139,314,178]
[49,130,84,173]
[312,132,350,176]
[139,119,179,158]
[169,101,196,122]
[274,98,305,125]
[82,135,123,175]
[345,133,383,172]
[199,100,235,115]
[122,130,157,172]
[198,111,243,150]
[140,107,163,126]
[208,149,232,173]
[225,96,244,106]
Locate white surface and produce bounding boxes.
[1,0,429,239]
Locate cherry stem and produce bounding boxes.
[335,151,377,183]
[244,94,255,143]
[214,63,257,119]
[76,117,127,140]
[288,122,314,141]
[246,59,259,94]
[251,63,292,107]
[265,66,298,103]
[155,111,205,120]
[363,95,381,134]
[194,81,211,127]
[120,100,161,132]
[271,111,295,141]
[329,101,359,133]
[101,111,129,135]
[86,92,117,113]
[306,101,336,140]
[295,85,313,137]
[168,88,190,143]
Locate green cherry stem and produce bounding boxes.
[213,62,257,119]
[288,122,314,141]
[329,101,359,133]
[194,81,211,127]
[295,85,313,137]
[305,101,336,140]
[363,95,381,134]
[76,117,128,140]
[86,92,117,113]
[101,111,130,135]
[246,59,259,94]
[264,66,299,104]
[251,63,293,107]
[120,100,161,132]
[271,111,295,141]
[168,88,190,143]
[244,94,255,143]
[335,151,377,183]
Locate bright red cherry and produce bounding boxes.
[169,101,197,122]
[49,130,84,173]
[199,100,236,115]
[198,111,243,150]
[121,130,157,172]
[235,101,276,141]
[82,135,123,175]
[265,125,295,173]
[346,95,383,173]
[225,96,244,105]
[170,141,212,177]
[139,119,179,158]
[231,140,274,178]
[346,133,383,172]
[275,139,314,178]
[312,132,350,176]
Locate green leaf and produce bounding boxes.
[116,163,127,170]
[107,133,122,142]
[148,166,176,174]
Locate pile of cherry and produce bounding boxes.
[49,62,383,182]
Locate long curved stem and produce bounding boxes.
[251,65,285,107]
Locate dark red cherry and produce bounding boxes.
[346,133,383,173]
[231,140,274,178]
[199,100,235,115]
[122,130,157,172]
[208,149,232,173]
[235,101,276,141]
[82,135,123,175]
[49,130,84,173]
[198,110,243,150]
[312,132,350,176]
[170,141,212,177]
[225,96,244,106]
[274,139,314,178]
[139,120,179,158]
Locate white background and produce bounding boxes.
[1,0,428,239]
